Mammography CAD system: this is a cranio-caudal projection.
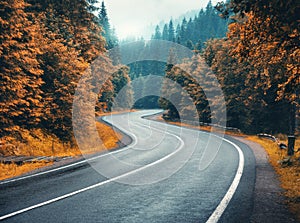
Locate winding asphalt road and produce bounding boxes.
[0,110,256,222]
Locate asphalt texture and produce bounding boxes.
[0,110,293,222]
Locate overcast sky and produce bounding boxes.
[101,0,220,39]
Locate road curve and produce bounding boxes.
[0,110,255,222]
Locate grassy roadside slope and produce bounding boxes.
[0,120,122,181]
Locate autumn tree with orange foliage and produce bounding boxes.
[202,0,299,134]
[160,0,298,135]
[0,0,44,137]
[0,0,133,146]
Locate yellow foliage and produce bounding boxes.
[0,162,53,181]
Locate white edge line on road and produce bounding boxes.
[1,110,244,223]
[205,136,245,223]
[141,121,245,223]
[0,112,184,221]
[0,116,138,186]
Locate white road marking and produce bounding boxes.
[1,110,244,223]
[0,117,138,186]
[0,112,184,221]
[147,120,245,223]
[135,116,245,222]
[0,144,136,186]
[205,136,244,223]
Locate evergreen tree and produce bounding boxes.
[186,40,194,50]
[29,0,106,141]
[175,24,181,44]
[99,1,110,36]
[111,66,134,110]
[98,1,118,49]
[194,39,202,54]
[0,0,43,136]
[205,0,213,14]
[162,24,169,40]
[180,17,188,43]
[38,24,87,141]
[168,20,175,42]
[153,25,162,40]
[151,1,228,48]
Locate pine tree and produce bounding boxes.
[111,66,134,110]
[87,0,100,13]
[27,0,107,141]
[162,24,169,40]
[98,1,118,49]
[151,1,228,48]
[0,0,43,136]
[153,25,162,40]
[181,17,188,39]
[99,1,110,36]
[186,40,194,50]
[175,24,181,44]
[203,38,252,131]
[194,39,202,54]
[132,75,144,107]
[168,20,175,42]
[38,23,88,141]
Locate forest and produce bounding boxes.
[0,0,133,145]
[0,0,299,148]
[129,0,299,135]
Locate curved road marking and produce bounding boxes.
[0,142,135,186]
[0,116,185,221]
[0,111,245,223]
[205,136,244,223]
[148,121,245,223]
[0,117,139,186]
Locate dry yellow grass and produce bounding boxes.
[96,121,122,148]
[0,162,53,181]
[0,118,122,181]
[248,136,300,221]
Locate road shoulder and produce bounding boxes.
[233,137,297,223]
[0,116,132,183]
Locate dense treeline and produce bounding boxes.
[160,0,299,134]
[206,0,299,134]
[129,0,228,77]
[127,1,228,109]
[159,55,212,123]
[1,0,298,143]
[0,0,133,142]
[152,0,228,51]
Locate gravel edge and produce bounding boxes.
[233,136,297,223]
